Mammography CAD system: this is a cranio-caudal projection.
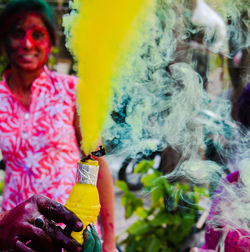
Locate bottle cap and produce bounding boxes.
[76,160,99,185]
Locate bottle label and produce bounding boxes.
[76,161,99,185]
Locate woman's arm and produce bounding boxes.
[96,156,116,252]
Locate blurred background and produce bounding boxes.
[0,0,249,251]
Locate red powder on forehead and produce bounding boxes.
[5,12,42,33]
[13,27,50,48]
[10,12,52,42]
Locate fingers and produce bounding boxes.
[19,221,81,252]
[44,218,82,252]
[15,240,34,252]
[19,223,58,252]
[35,195,83,232]
[82,224,102,252]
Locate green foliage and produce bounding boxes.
[0,56,8,80]
[117,180,143,219]
[0,180,4,195]
[0,170,4,195]
[117,160,208,252]
[47,46,59,69]
[0,0,11,4]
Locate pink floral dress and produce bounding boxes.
[0,67,81,211]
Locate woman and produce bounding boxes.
[0,1,115,251]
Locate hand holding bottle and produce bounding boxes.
[0,194,83,252]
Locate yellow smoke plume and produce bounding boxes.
[63,0,154,154]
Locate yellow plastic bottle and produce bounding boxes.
[65,159,100,245]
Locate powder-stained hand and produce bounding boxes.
[0,194,83,252]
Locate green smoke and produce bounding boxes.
[101,0,249,250]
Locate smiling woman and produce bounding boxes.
[0,0,80,206]
[6,14,51,73]
[0,0,56,108]
[0,1,116,251]
[6,13,51,77]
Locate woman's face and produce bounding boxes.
[5,13,51,72]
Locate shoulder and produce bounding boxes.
[46,69,79,101]
[0,79,9,94]
[49,70,79,89]
[0,80,5,88]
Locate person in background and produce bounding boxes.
[238,83,250,129]
[190,83,250,252]
[0,0,115,251]
[0,194,101,251]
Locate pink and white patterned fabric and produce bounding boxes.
[0,67,81,211]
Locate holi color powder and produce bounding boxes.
[102,1,249,249]
[64,0,250,250]
[63,0,154,154]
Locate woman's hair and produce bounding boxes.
[0,0,56,46]
[238,83,250,128]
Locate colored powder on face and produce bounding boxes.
[6,14,51,72]
[10,27,49,48]
[63,0,154,154]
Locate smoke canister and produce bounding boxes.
[65,159,100,245]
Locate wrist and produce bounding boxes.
[102,240,117,252]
